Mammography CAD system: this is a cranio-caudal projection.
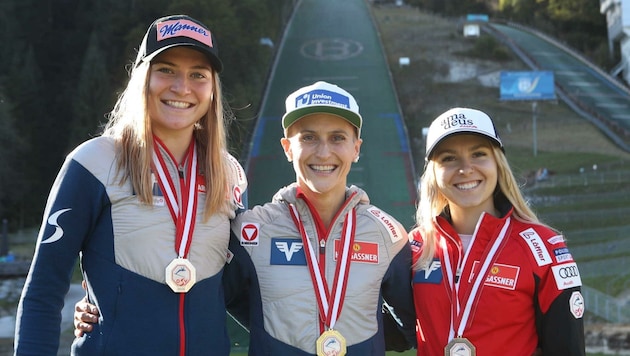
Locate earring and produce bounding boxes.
[354,156,360,163]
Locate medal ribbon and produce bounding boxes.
[442,216,511,340]
[288,203,356,331]
[152,136,199,258]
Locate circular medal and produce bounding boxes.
[316,329,347,356]
[444,337,476,356]
[165,258,196,293]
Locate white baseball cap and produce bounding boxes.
[282,81,363,137]
[425,107,503,160]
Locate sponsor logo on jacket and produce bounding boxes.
[553,247,573,263]
[547,235,565,245]
[551,262,582,290]
[270,238,306,265]
[367,207,403,243]
[240,222,259,246]
[333,240,379,264]
[468,261,520,290]
[569,291,585,319]
[413,259,442,284]
[484,263,520,290]
[520,228,552,266]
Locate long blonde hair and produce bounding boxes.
[102,60,234,220]
[413,145,549,269]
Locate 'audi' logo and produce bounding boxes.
[559,266,579,278]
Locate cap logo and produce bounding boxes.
[440,113,477,131]
[156,19,213,47]
[295,89,350,110]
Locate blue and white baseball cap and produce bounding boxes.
[425,107,503,160]
[282,81,363,137]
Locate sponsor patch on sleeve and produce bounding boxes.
[553,247,574,263]
[366,207,404,243]
[225,153,247,209]
[569,291,585,319]
[240,222,259,246]
[547,235,565,245]
[551,262,582,290]
[520,228,552,266]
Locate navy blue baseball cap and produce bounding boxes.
[135,15,223,72]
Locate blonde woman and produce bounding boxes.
[410,107,585,356]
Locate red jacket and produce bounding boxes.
[410,208,585,356]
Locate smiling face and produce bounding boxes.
[431,134,498,217]
[148,46,215,141]
[281,114,362,200]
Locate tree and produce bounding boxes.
[0,88,25,223]
[68,30,112,150]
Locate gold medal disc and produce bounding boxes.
[316,329,347,356]
[445,337,476,356]
[165,258,196,293]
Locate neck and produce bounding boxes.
[301,188,347,228]
[449,205,497,235]
[155,133,194,165]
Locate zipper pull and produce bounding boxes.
[319,239,326,254]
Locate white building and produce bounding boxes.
[601,0,630,86]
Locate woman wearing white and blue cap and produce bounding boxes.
[410,107,585,355]
[222,81,416,355]
[15,15,246,356]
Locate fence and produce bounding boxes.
[532,170,630,189]
[583,285,630,323]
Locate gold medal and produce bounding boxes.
[165,258,196,293]
[316,329,346,356]
[445,337,475,356]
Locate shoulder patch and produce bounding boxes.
[551,262,582,290]
[569,291,585,319]
[225,152,247,209]
[520,227,552,266]
[366,207,404,243]
[547,235,565,245]
[553,247,574,263]
[240,222,259,246]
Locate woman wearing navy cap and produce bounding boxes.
[14,15,246,356]
[410,107,585,355]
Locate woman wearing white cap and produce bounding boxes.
[15,15,246,356]
[221,81,416,355]
[410,107,585,355]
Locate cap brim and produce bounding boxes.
[140,43,223,72]
[282,105,362,130]
[426,131,502,160]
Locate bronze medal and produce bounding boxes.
[165,258,196,293]
[316,329,346,356]
[445,337,475,356]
